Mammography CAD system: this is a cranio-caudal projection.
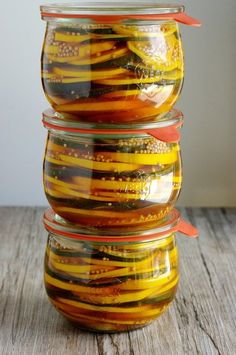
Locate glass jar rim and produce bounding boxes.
[40,3,201,27]
[40,3,185,17]
[44,208,199,242]
[42,108,183,142]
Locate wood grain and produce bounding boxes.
[0,207,235,355]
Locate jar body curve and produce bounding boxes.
[43,131,182,232]
[44,233,179,332]
[41,20,184,123]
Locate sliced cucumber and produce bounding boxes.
[42,81,114,99]
[91,53,139,69]
[55,26,115,36]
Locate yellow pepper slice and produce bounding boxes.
[119,272,178,291]
[45,271,178,294]
[112,23,177,38]
[71,175,182,191]
[50,246,158,267]
[54,32,127,43]
[69,47,129,65]
[57,280,159,302]
[42,73,57,79]
[49,184,118,202]
[76,185,180,199]
[45,185,114,202]
[56,297,167,318]
[53,206,163,221]
[49,255,177,279]
[101,85,173,99]
[47,184,179,202]
[44,186,69,199]
[53,67,130,79]
[49,263,116,274]
[46,40,115,63]
[127,35,183,71]
[46,238,174,264]
[51,251,156,269]
[72,280,177,306]
[47,48,129,64]
[115,237,175,251]
[44,45,59,54]
[46,174,181,192]
[94,151,178,165]
[54,32,92,43]
[45,176,82,191]
[55,99,146,112]
[95,70,183,85]
[46,141,67,153]
[47,54,83,63]
[56,266,155,280]
[77,40,116,57]
[55,305,156,325]
[45,156,72,167]
[58,154,140,172]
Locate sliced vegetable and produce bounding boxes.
[42,81,114,100]
[95,70,183,85]
[44,218,179,330]
[71,175,182,191]
[112,23,177,38]
[54,32,128,43]
[53,67,130,79]
[55,32,92,43]
[55,99,147,112]
[58,154,140,172]
[128,36,183,71]
[69,47,129,66]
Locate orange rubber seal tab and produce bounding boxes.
[177,219,199,238]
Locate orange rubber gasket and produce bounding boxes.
[43,209,199,242]
[42,118,183,143]
[41,12,201,27]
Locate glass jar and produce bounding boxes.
[44,208,198,332]
[43,108,183,233]
[40,3,200,124]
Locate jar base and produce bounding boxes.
[66,318,153,334]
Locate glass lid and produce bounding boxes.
[42,108,183,142]
[44,208,199,242]
[40,3,201,26]
[43,108,183,130]
[40,3,185,16]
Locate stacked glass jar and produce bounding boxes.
[40,3,201,332]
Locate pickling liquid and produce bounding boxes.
[41,22,184,123]
[43,133,182,232]
[45,234,179,332]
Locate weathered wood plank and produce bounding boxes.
[175,208,236,355]
[0,207,235,355]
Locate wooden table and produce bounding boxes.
[1,207,236,355]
